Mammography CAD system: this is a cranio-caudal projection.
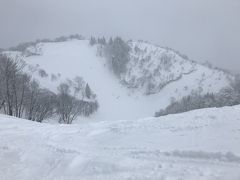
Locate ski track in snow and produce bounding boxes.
[1,106,240,180]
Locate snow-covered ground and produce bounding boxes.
[1,105,240,180]
[9,39,230,121]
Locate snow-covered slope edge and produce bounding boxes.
[1,105,240,180]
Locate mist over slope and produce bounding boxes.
[3,37,233,120]
[1,105,240,179]
[1,37,239,179]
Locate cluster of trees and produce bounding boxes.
[89,36,106,46]
[89,36,131,77]
[26,81,56,122]
[0,54,98,124]
[56,82,98,124]
[104,37,131,77]
[155,77,240,117]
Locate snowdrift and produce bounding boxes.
[1,105,240,180]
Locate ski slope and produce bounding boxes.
[24,40,163,121]
[1,105,240,180]
[18,39,231,121]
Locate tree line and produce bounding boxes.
[0,54,98,124]
[155,77,240,117]
[8,34,84,52]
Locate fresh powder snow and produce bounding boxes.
[17,39,232,121]
[0,105,240,180]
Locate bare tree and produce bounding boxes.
[0,54,26,116]
[26,80,40,120]
[56,83,81,124]
[12,73,31,117]
[25,80,56,122]
[31,89,56,122]
[0,56,98,123]
[56,82,99,124]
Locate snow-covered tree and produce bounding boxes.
[104,37,130,77]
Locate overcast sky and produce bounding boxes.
[0,0,239,71]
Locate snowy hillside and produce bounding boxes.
[3,38,233,120]
[123,41,232,95]
[1,105,240,180]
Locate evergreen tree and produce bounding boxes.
[108,37,113,45]
[101,37,106,45]
[89,36,96,46]
[85,83,92,99]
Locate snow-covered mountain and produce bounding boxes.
[1,37,239,179]
[3,38,233,120]
[1,105,240,180]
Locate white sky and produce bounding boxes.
[0,0,239,71]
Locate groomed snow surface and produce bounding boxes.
[1,105,240,180]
